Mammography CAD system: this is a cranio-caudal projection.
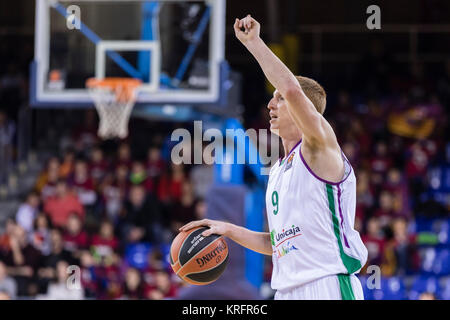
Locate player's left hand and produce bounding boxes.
[234,14,261,46]
[179,219,231,237]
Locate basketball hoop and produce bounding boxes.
[86,77,142,139]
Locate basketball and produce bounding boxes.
[170,227,229,285]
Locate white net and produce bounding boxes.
[86,79,140,139]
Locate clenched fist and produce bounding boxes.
[234,14,261,46]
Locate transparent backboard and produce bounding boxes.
[31,0,226,107]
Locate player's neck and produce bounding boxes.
[281,135,302,159]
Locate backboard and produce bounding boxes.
[31,0,226,107]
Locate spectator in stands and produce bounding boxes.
[116,142,132,169]
[0,261,17,300]
[348,118,372,158]
[373,191,396,228]
[41,260,84,300]
[90,219,119,255]
[120,184,164,244]
[145,270,177,300]
[129,161,153,192]
[384,217,419,276]
[43,179,85,228]
[115,163,130,192]
[35,157,61,200]
[59,148,76,179]
[29,213,52,255]
[142,249,168,289]
[69,159,97,207]
[89,146,108,187]
[37,228,75,294]
[365,99,388,137]
[170,181,196,234]
[15,191,40,233]
[0,218,16,256]
[406,142,430,208]
[63,213,89,255]
[362,216,386,272]
[146,145,165,183]
[122,267,144,300]
[95,254,122,299]
[385,168,411,218]
[79,250,98,298]
[3,225,42,297]
[370,141,392,176]
[157,163,185,204]
[99,172,125,223]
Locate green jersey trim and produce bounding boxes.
[325,183,362,274]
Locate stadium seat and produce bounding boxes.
[125,243,153,270]
[436,219,450,244]
[371,277,407,300]
[439,277,450,300]
[414,217,434,233]
[419,247,450,275]
[159,243,172,268]
[428,165,450,192]
[358,276,373,300]
[419,247,438,274]
[408,276,440,300]
[433,249,450,275]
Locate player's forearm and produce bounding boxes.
[225,223,273,256]
[245,38,300,98]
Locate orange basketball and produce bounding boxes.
[170,226,229,285]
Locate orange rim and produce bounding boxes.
[86,77,142,102]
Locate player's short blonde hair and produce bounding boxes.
[295,76,326,115]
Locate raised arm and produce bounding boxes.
[179,219,273,256]
[234,15,337,149]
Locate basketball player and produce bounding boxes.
[180,15,368,300]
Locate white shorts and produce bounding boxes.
[274,274,364,300]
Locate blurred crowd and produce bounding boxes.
[0,130,214,299]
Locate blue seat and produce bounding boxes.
[358,276,374,300]
[371,277,406,300]
[414,217,434,233]
[419,247,438,274]
[436,219,450,244]
[439,277,450,300]
[408,276,440,300]
[419,247,450,275]
[125,243,153,270]
[433,249,450,275]
[159,243,172,268]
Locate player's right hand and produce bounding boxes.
[179,219,230,237]
[234,14,261,45]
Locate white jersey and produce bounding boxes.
[266,140,368,292]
